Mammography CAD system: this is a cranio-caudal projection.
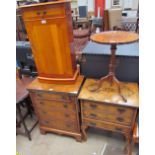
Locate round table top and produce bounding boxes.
[90,31,139,45]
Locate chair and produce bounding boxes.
[16,68,38,140]
[72,7,92,62]
[16,41,38,77]
[103,9,139,33]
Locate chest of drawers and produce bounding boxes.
[78,78,139,155]
[27,75,84,141]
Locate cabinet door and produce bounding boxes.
[24,17,74,78]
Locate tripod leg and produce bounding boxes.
[118,84,127,102]
[88,75,111,92]
[114,77,127,102]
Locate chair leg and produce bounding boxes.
[17,104,31,141]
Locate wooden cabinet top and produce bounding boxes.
[78,78,139,108]
[18,0,71,9]
[27,75,84,95]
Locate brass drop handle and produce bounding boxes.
[66,124,71,128]
[42,111,47,114]
[90,104,97,109]
[117,108,125,114]
[45,120,49,124]
[116,117,124,122]
[89,122,96,126]
[37,94,42,97]
[90,113,97,118]
[65,114,69,117]
[36,11,41,15]
[63,104,68,108]
[42,11,47,15]
[62,96,72,102]
[115,127,122,131]
[39,101,44,105]
[62,95,67,100]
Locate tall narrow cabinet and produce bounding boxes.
[19,0,79,84]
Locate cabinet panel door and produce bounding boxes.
[25,17,74,78]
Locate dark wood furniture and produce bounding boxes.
[80,41,139,83]
[16,76,38,140]
[78,78,139,155]
[89,31,139,102]
[19,0,79,84]
[27,75,84,141]
[103,10,110,31]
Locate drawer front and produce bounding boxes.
[31,92,73,102]
[33,97,76,111]
[23,5,66,20]
[38,108,77,123]
[40,118,79,132]
[83,110,133,126]
[83,118,131,133]
[82,101,134,119]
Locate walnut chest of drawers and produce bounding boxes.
[78,78,139,155]
[27,75,84,141]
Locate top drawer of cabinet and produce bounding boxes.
[82,101,134,117]
[22,5,66,20]
[31,91,73,102]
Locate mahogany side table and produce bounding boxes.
[89,31,139,102]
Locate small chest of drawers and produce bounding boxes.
[27,76,84,141]
[78,78,139,155]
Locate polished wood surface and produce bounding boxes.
[16,80,28,103]
[16,77,34,103]
[20,1,78,84]
[27,75,84,141]
[79,78,139,155]
[27,75,84,95]
[18,0,71,9]
[83,118,131,133]
[133,122,139,143]
[90,31,139,45]
[78,79,139,108]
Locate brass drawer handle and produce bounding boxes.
[89,122,96,126]
[66,124,71,128]
[63,104,68,108]
[65,114,69,117]
[37,94,42,97]
[90,104,97,109]
[44,120,49,124]
[42,11,47,15]
[61,95,68,100]
[90,113,97,118]
[116,117,124,122]
[39,101,44,105]
[117,108,126,114]
[115,127,122,131]
[36,11,41,15]
[42,111,47,114]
